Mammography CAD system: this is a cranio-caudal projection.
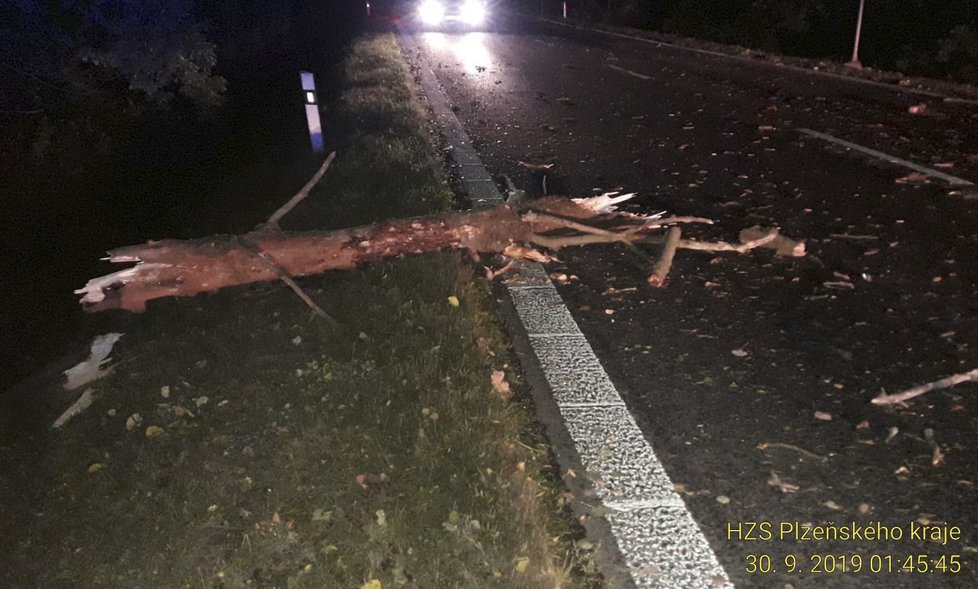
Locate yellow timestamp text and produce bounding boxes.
[744,553,963,575]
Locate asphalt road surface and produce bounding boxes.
[402,14,978,588]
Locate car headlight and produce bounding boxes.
[460,0,486,25]
[419,0,445,24]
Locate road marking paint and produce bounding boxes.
[401,31,732,587]
[799,128,975,187]
[606,497,689,510]
[538,16,978,106]
[605,63,651,80]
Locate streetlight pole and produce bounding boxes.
[848,0,866,68]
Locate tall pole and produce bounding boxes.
[848,0,866,68]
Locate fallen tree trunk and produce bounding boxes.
[77,191,801,313]
[78,204,527,312]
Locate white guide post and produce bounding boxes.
[300,71,324,153]
[849,0,866,68]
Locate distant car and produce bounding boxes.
[415,0,489,28]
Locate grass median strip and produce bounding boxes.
[0,34,597,589]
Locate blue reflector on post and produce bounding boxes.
[300,71,324,153]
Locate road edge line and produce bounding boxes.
[533,15,978,107]
[798,128,975,187]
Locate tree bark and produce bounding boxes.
[76,195,805,314]
[78,204,527,313]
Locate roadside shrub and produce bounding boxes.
[895,25,978,83]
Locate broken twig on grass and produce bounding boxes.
[871,368,978,406]
[250,154,339,321]
[239,237,338,325]
[52,389,95,428]
[261,151,336,231]
[62,332,123,390]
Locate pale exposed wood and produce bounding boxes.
[871,368,978,405]
[648,227,682,287]
[739,225,806,257]
[676,229,778,253]
[52,389,94,429]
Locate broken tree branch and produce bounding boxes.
[740,226,806,257]
[676,228,778,253]
[251,153,338,320]
[238,237,337,324]
[523,210,712,251]
[871,368,978,406]
[262,151,336,231]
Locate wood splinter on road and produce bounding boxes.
[871,368,978,406]
[645,225,803,286]
[648,226,681,287]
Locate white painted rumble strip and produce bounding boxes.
[605,63,652,81]
[606,497,688,510]
[399,32,732,588]
[799,128,975,187]
[515,303,732,588]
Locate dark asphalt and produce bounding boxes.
[403,15,978,588]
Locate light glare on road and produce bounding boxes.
[454,33,490,73]
[422,31,490,74]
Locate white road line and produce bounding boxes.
[399,31,733,589]
[605,63,651,80]
[799,128,975,187]
[538,16,978,106]
[606,497,689,510]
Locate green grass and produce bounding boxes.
[0,35,597,589]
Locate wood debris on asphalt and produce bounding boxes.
[767,471,800,493]
[871,368,978,405]
[756,441,828,463]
